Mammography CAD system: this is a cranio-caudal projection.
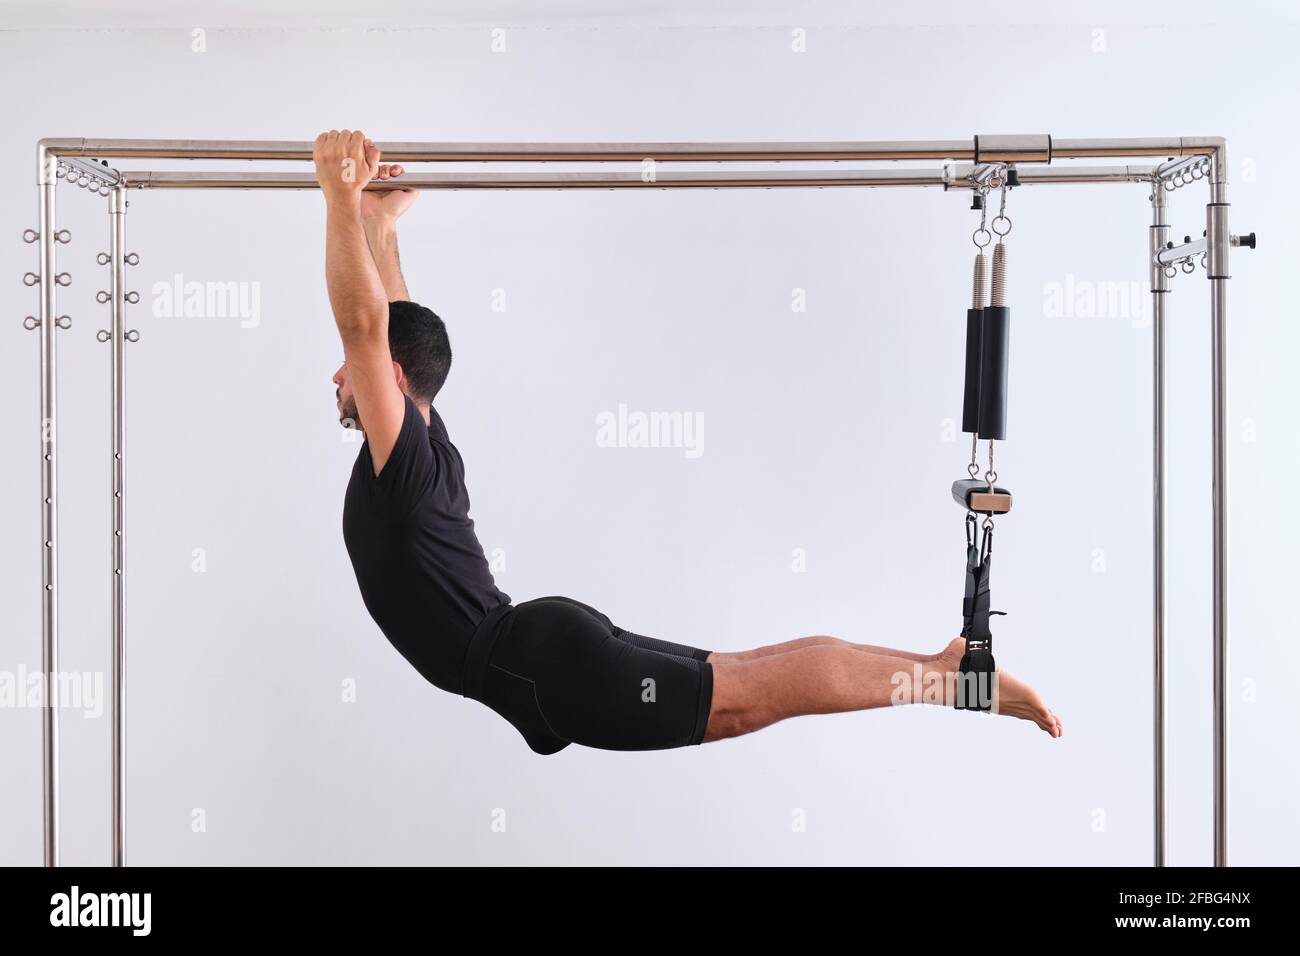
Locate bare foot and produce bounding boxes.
[993,668,1062,737]
[937,638,1062,738]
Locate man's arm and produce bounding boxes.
[314,129,406,473]
[361,171,416,301]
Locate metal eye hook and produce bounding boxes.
[1181,258,1196,274]
[54,229,71,244]
[23,316,39,330]
[22,229,39,243]
[124,253,140,266]
[55,315,72,329]
[23,272,40,286]
[96,329,111,343]
[97,252,111,265]
[1163,265,1177,279]
[124,329,140,343]
[991,214,1012,237]
[972,227,992,249]
[96,290,111,303]
[124,291,140,304]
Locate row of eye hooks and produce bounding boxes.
[1163,253,1207,278]
[1162,159,1212,192]
[56,160,114,197]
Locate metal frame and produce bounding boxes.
[29,133,1241,868]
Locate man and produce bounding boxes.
[316,130,1062,755]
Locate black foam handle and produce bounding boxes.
[962,307,983,434]
[977,305,1010,440]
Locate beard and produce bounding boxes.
[338,396,364,434]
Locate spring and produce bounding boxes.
[971,252,988,309]
[991,242,1007,307]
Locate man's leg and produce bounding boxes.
[708,636,935,664]
[702,637,1062,742]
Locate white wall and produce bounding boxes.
[1,3,1297,866]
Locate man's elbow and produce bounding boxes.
[335,307,388,340]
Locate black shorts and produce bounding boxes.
[462,596,714,755]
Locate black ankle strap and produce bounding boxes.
[956,540,999,711]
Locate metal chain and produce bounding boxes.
[983,439,998,532]
[972,183,992,250]
[991,182,1013,238]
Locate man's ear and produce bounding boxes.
[392,360,405,390]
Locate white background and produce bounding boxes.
[1,0,1297,866]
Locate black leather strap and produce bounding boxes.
[956,542,998,711]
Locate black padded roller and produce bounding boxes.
[977,305,1009,440]
[962,308,983,434]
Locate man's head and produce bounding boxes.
[333,300,451,430]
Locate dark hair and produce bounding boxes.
[388,300,451,402]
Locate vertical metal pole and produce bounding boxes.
[37,145,60,868]
[1149,184,1168,868]
[1205,148,1231,867]
[109,185,128,867]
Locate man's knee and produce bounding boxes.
[703,661,776,741]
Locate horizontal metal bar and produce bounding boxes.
[41,136,1219,164]
[1053,137,1221,159]
[119,165,1154,191]
[48,138,975,162]
[951,165,1154,186]
[124,169,948,189]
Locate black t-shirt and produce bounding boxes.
[342,395,509,694]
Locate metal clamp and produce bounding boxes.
[57,158,118,197]
[1157,157,1211,192]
